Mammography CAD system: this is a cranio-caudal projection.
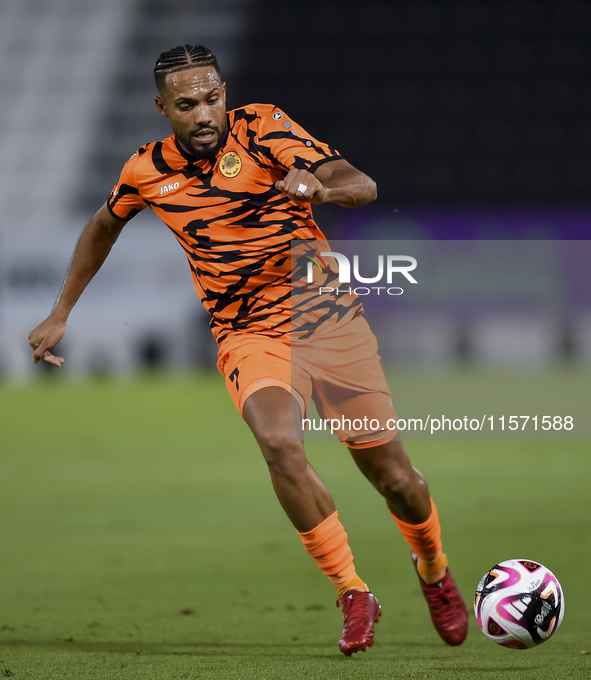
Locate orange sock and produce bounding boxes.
[390,498,448,584]
[298,511,368,596]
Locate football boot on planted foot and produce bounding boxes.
[336,589,382,656]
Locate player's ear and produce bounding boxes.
[154,96,169,118]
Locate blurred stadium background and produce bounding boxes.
[0,0,590,379]
[1,4,590,678]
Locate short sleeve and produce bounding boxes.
[256,107,342,173]
[107,150,148,221]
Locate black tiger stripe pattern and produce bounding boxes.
[107,104,361,344]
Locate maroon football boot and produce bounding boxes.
[336,589,382,656]
[412,552,468,645]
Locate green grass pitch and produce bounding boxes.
[0,373,590,679]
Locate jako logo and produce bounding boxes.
[306,252,418,285]
[160,182,180,195]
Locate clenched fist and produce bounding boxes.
[275,169,327,204]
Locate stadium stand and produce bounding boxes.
[76,0,253,212]
[0,0,133,230]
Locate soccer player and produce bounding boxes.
[28,45,468,655]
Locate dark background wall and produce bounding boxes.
[74,1,591,213]
[230,0,591,206]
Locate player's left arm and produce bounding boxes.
[274,159,377,207]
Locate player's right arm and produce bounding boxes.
[28,203,127,367]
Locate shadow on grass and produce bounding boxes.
[0,637,446,661]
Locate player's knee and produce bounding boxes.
[375,467,414,500]
[265,448,306,480]
[258,430,305,478]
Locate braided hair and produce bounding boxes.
[154,45,221,91]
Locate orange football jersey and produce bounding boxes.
[108,103,360,344]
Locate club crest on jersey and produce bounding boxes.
[219,151,242,178]
[160,181,180,195]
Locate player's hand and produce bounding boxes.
[28,315,66,367]
[275,169,327,204]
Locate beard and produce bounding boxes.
[175,118,228,160]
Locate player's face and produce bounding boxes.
[155,66,227,159]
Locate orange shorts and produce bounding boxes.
[216,315,397,449]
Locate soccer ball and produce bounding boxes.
[474,559,565,650]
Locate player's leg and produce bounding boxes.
[299,313,467,644]
[242,385,367,592]
[347,439,443,578]
[242,385,334,532]
[220,338,364,587]
[219,335,380,653]
[348,439,468,645]
[243,385,381,654]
